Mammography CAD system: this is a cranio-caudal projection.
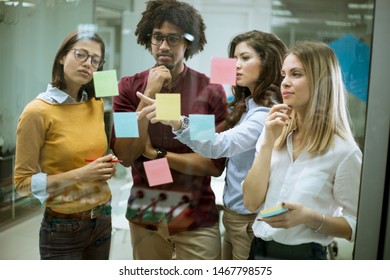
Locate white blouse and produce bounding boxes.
[251,132,362,246]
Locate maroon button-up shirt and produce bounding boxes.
[111,65,228,234]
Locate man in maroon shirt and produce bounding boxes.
[111,0,227,260]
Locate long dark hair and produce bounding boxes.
[51,30,105,99]
[224,30,286,129]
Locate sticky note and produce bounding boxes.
[113,112,139,138]
[189,114,216,141]
[143,158,173,187]
[93,69,119,97]
[259,204,288,218]
[210,57,237,85]
[155,93,181,121]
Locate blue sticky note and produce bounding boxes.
[189,114,216,141]
[113,112,139,138]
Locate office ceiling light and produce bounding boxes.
[4,1,36,7]
[348,3,374,9]
[348,14,362,20]
[272,10,292,16]
[325,20,353,27]
[272,0,283,6]
[272,17,300,26]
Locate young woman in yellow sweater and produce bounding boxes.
[14,30,116,259]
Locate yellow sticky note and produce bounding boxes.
[155,93,181,121]
[93,70,119,97]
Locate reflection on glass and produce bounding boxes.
[271,0,374,259]
[0,0,376,260]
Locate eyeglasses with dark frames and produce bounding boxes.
[148,33,186,46]
[70,48,104,69]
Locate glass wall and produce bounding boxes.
[0,0,380,259]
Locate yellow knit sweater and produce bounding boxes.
[14,98,111,213]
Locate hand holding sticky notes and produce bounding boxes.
[210,57,237,85]
[93,69,119,97]
[259,204,288,218]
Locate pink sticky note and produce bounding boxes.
[210,57,237,85]
[143,158,173,187]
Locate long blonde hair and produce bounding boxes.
[275,41,355,154]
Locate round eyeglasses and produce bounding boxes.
[70,48,104,69]
[148,33,185,46]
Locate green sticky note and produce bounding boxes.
[155,93,181,121]
[93,70,119,97]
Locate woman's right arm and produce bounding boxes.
[45,155,116,193]
[242,104,291,212]
[14,104,46,197]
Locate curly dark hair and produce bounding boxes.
[224,30,287,129]
[135,0,206,60]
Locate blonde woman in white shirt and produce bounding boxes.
[243,41,362,260]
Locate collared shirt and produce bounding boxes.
[174,97,269,214]
[31,84,88,203]
[112,64,228,233]
[251,132,362,246]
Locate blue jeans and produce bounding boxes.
[39,204,112,260]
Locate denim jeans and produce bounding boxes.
[39,205,112,260]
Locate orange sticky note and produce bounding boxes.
[143,158,173,187]
[210,57,237,85]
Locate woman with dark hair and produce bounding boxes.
[14,30,116,260]
[243,41,362,259]
[137,30,287,259]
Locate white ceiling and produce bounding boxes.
[273,0,374,26]
[271,0,375,43]
[93,0,375,43]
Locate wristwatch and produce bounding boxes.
[174,115,190,134]
[155,148,167,159]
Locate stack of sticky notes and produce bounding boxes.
[259,204,288,218]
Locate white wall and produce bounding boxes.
[119,0,271,100]
[120,0,271,77]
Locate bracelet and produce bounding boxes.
[314,213,325,233]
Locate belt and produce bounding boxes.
[250,238,327,260]
[45,201,111,220]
